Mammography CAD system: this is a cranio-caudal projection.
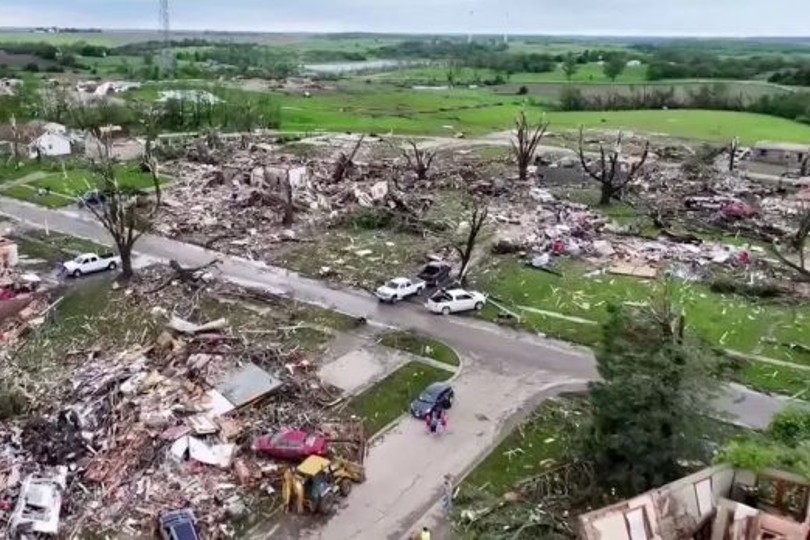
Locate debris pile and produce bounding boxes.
[0,268,361,538]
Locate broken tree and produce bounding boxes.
[401,139,436,181]
[84,135,162,279]
[511,111,548,181]
[578,127,650,206]
[450,198,489,284]
[332,136,365,183]
[772,204,810,282]
[728,136,739,172]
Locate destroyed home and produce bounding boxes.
[0,265,368,538]
[751,141,809,168]
[579,465,810,540]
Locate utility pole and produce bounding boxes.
[158,0,175,76]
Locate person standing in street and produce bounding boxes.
[419,526,431,540]
[442,474,453,517]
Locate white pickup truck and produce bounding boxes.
[62,253,121,278]
[375,277,426,303]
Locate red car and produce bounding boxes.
[252,429,328,461]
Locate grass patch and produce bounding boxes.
[14,230,108,265]
[32,164,160,197]
[0,160,42,182]
[735,362,810,398]
[3,184,72,207]
[379,330,460,367]
[463,396,589,496]
[347,361,449,436]
[475,258,810,391]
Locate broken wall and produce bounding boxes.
[579,465,735,540]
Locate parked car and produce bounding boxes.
[409,382,454,418]
[375,277,426,303]
[252,428,328,461]
[159,509,200,540]
[425,288,486,315]
[61,253,121,278]
[77,189,107,208]
[417,262,452,287]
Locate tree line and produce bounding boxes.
[558,83,810,125]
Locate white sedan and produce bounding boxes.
[425,288,487,315]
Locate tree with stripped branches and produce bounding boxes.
[772,205,810,282]
[401,139,436,181]
[578,127,649,206]
[511,111,549,181]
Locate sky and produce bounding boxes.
[1,0,807,37]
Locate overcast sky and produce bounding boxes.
[1,0,807,36]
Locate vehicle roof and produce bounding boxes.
[78,252,98,257]
[388,277,410,284]
[424,381,451,394]
[273,428,307,442]
[445,288,470,295]
[297,455,331,476]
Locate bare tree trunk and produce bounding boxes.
[599,182,613,206]
[332,136,365,183]
[401,140,436,181]
[453,202,489,285]
[728,137,739,172]
[281,170,294,226]
[801,155,810,177]
[511,111,548,182]
[119,242,134,280]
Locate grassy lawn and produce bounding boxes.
[378,330,460,367]
[462,397,588,496]
[3,185,73,208]
[347,361,449,436]
[475,258,810,394]
[14,230,108,266]
[32,164,160,197]
[0,160,43,183]
[735,362,810,398]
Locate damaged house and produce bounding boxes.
[579,465,810,540]
[751,142,809,168]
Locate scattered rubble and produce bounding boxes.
[0,266,365,538]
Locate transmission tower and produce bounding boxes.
[158,0,175,75]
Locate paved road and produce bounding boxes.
[0,197,795,539]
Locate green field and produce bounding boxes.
[154,82,810,142]
[542,109,810,144]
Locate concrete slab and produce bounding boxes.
[318,346,407,395]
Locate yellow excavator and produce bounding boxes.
[282,455,366,514]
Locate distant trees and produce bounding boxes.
[578,128,649,206]
[511,111,548,181]
[583,295,722,496]
[603,54,626,82]
[562,53,579,81]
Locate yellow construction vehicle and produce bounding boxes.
[282,455,365,515]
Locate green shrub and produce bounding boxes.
[769,406,810,448]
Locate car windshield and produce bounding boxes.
[304,435,319,446]
[418,387,441,403]
[430,292,452,302]
[72,255,85,264]
[422,265,441,275]
[385,281,401,289]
